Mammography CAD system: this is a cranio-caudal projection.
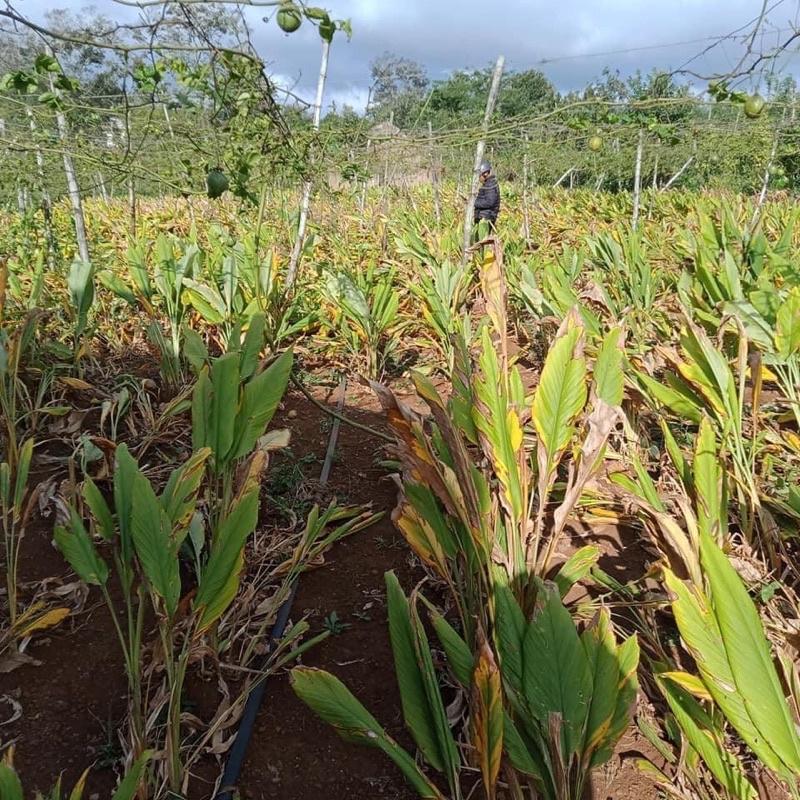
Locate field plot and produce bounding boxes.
[2,2,800,799]
[1,188,799,800]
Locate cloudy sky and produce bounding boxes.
[15,0,800,109]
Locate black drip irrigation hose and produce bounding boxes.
[214,376,348,800]
[215,579,298,800]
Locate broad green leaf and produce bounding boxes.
[700,531,800,775]
[660,677,756,800]
[82,477,114,541]
[428,606,473,686]
[522,583,592,757]
[193,486,259,631]
[722,301,772,350]
[694,417,722,542]
[54,511,108,586]
[191,368,212,452]
[160,447,209,531]
[181,278,227,324]
[594,632,639,766]
[210,352,240,466]
[471,327,525,520]
[581,610,621,757]
[776,288,800,359]
[493,582,526,697]
[385,571,447,772]
[229,349,293,461]
[239,312,266,379]
[660,420,693,493]
[665,569,786,772]
[290,667,443,799]
[97,270,137,306]
[13,437,33,517]
[502,712,543,778]
[636,371,703,424]
[131,474,180,617]
[532,325,587,478]
[0,761,23,800]
[0,463,10,509]
[114,444,140,574]
[594,327,624,406]
[183,327,208,372]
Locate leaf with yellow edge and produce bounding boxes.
[532,319,587,482]
[470,636,503,800]
[660,670,711,701]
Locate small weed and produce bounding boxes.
[322,611,350,635]
[267,448,318,523]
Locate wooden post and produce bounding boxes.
[128,178,137,238]
[287,36,331,289]
[359,138,370,217]
[462,54,504,265]
[48,50,90,263]
[662,156,694,191]
[749,128,779,234]
[26,107,56,268]
[632,129,644,231]
[428,120,441,228]
[97,172,109,201]
[522,132,531,243]
[553,167,574,187]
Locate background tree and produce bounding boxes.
[368,52,429,127]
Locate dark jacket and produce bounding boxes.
[474,174,500,222]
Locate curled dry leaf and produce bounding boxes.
[0,694,22,726]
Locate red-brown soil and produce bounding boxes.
[0,377,660,800]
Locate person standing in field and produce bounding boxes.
[474,160,500,234]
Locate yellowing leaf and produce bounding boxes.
[60,376,94,391]
[15,607,70,637]
[470,637,503,800]
[661,670,712,701]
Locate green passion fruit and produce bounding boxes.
[744,93,766,119]
[206,169,229,199]
[318,17,335,42]
[588,135,603,152]
[277,4,302,33]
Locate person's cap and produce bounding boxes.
[478,161,491,174]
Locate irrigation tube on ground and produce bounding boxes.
[215,376,348,800]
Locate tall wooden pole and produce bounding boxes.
[462,55,504,265]
[47,46,89,263]
[287,36,331,289]
[26,107,55,267]
[427,121,442,228]
[631,129,644,231]
[522,132,531,244]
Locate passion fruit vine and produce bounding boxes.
[744,93,766,119]
[277,4,302,33]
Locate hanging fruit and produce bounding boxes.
[206,169,229,199]
[277,4,302,33]
[744,93,766,119]
[318,16,336,42]
[589,135,603,152]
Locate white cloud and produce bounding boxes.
[14,0,800,110]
